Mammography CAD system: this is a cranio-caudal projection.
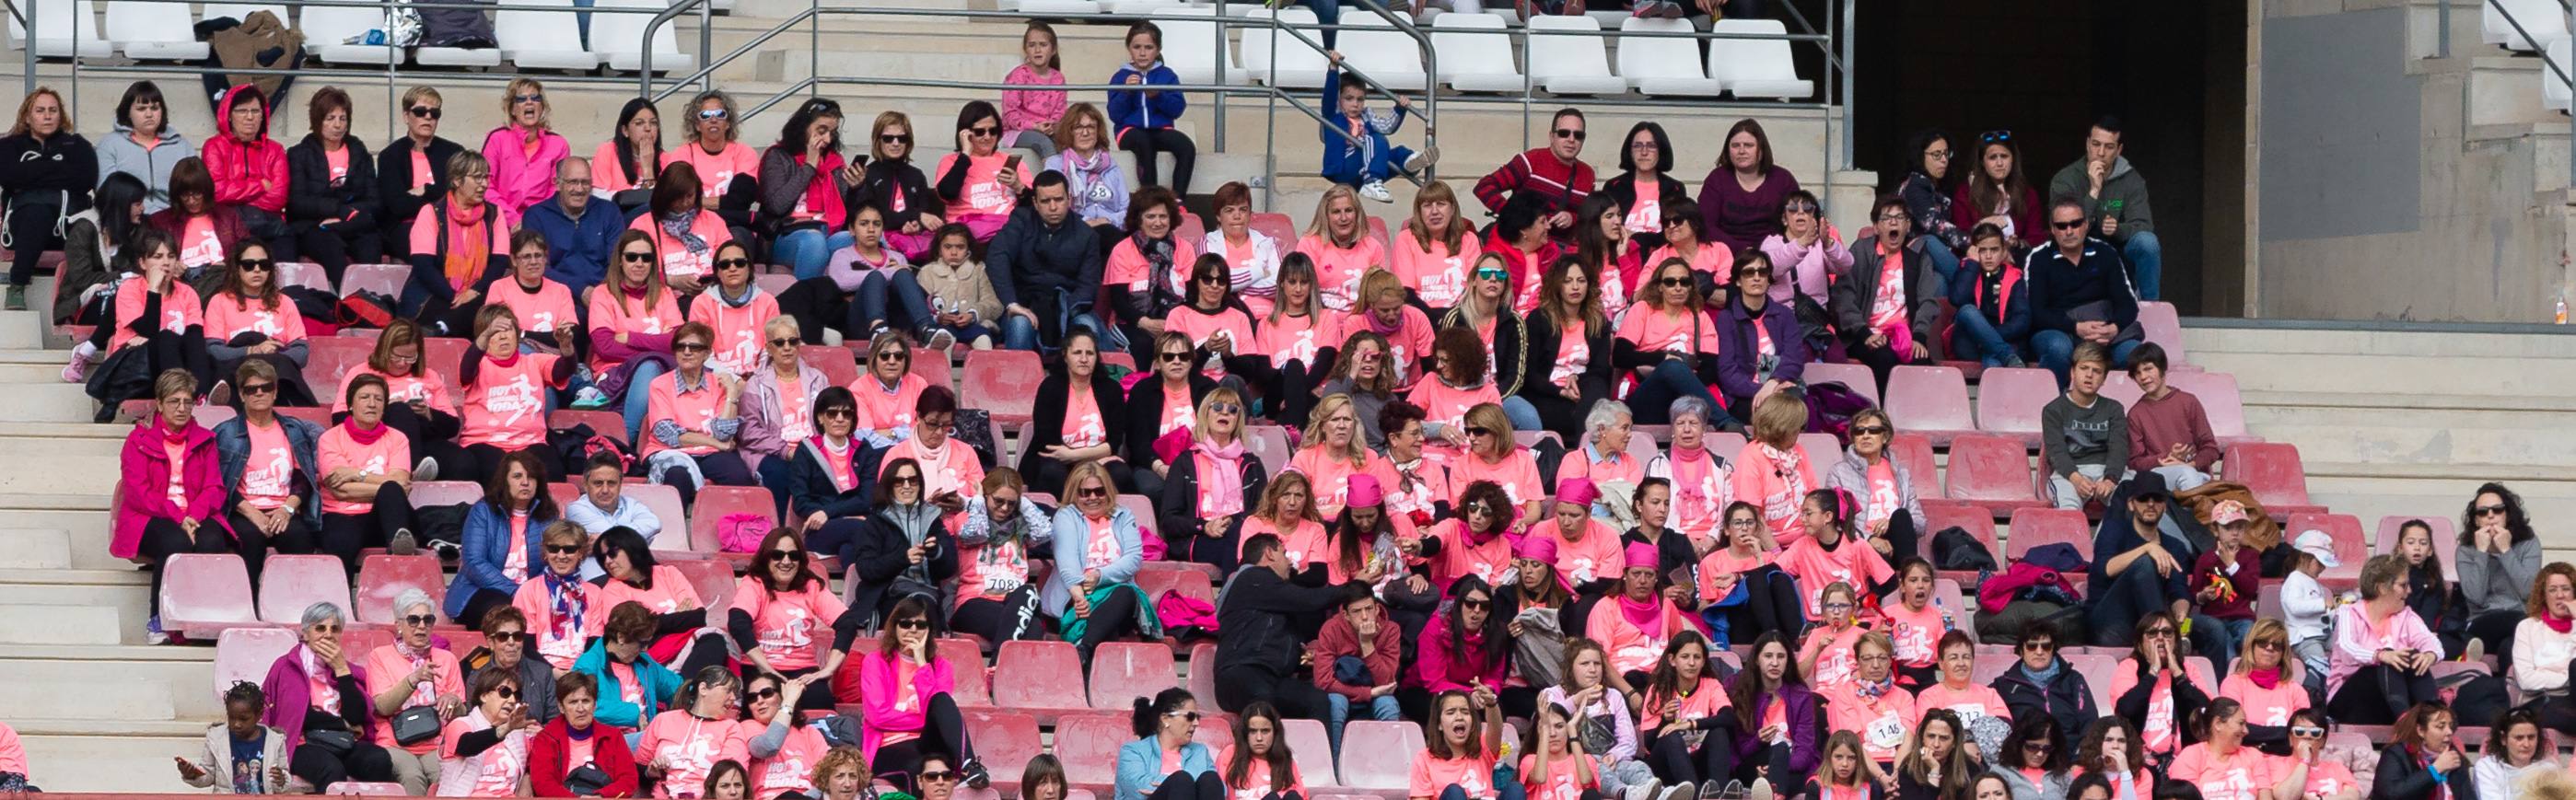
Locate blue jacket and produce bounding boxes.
[1947,262,2032,344]
[571,637,683,729]
[2021,237,2139,339]
[444,499,562,620]
[1114,737,1218,800]
[519,191,624,295]
[1046,504,1143,617]
[211,414,325,529]
[1318,69,1408,179]
[1107,62,1186,134]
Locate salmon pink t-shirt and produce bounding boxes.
[2111,657,2218,756]
[316,424,412,515]
[687,289,781,377]
[111,277,202,350]
[1547,320,1593,386]
[460,352,564,449]
[1238,516,1329,568]
[239,418,297,510]
[1540,518,1625,588]
[1554,449,1644,493]
[590,564,703,636]
[628,213,733,286]
[1165,306,1256,359]
[1911,681,2012,730]
[437,710,530,797]
[1103,238,1196,319]
[637,711,749,798]
[1451,448,1543,510]
[748,723,831,800]
[203,293,309,343]
[1062,385,1109,449]
[729,577,848,672]
[1801,624,1866,689]
[2219,671,2312,729]
[1615,306,1719,362]
[643,370,731,458]
[1297,235,1386,312]
[1696,547,1776,605]
[488,277,581,335]
[335,365,456,414]
[1253,311,1336,370]
[1518,752,1599,800]
[880,435,985,506]
[1393,227,1482,309]
[1337,306,1437,387]
[1882,599,1952,669]
[1218,745,1306,800]
[1425,517,1513,593]
[1405,379,1500,437]
[2168,743,2279,800]
[511,575,599,670]
[1775,535,1894,617]
[587,289,685,375]
[1287,446,1398,520]
[1638,676,1729,731]
[1646,243,1734,282]
[850,374,927,438]
[362,644,464,752]
[662,142,759,205]
[1410,751,1499,800]
[180,215,226,268]
[933,152,1032,219]
[1820,681,1917,762]
[1158,383,1195,437]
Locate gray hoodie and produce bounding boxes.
[95,123,190,214]
[2047,155,2154,242]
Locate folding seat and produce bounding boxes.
[297,333,373,395]
[1117,496,1160,539]
[303,3,404,64]
[1884,365,1976,445]
[200,2,289,24]
[1053,712,1131,790]
[591,0,694,73]
[1429,13,1525,93]
[911,344,953,392]
[547,410,627,444]
[962,349,1043,426]
[2098,371,2142,409]
[216,626,298,698]
[1706,18,1813,99]
[325,782,410,795]
[939,637,990,705]
[2136,302,2187,365]
[1524,16,1628,95]
[2220,443,2325,516]
[798,344,858,388]
[109,0,206,60]
[687,485,776,553]
[2167,370,2256,443]
[1249,213,1298,245]
[2486,0,2568,51]
[1153,6,1246,87]
[1932,579,1976,643]
[993,639,1090,722]
[1088,641,1181,708]
[495,0,600,70]
[407,481,484,508]
[1615,17,1721,97]
[1797,433,1841,461]
[1281,718,1339,785]
[1338,13,1428,90]
[1922,501,1998,568]
[1185,642,1217,709]
[1800,361,1877,406]
[1942,434,2045,516]
[2285,512,2367,584]
[1134,565,1214,606]
[354,553,445,626]
[961,710,1042,794]
[1336,720,1428,790]
[1244,425,1294,478]
[1703,432,1748,457]
[2376,515,2461,582]
[7,0,111,57]
[2004,507,2092,562]
[1888,435,1941,500]
[1101,352,1136,372]
[339,263,408,299]
[1971,651,2019,685]
[624,482,690,551]
[661,557,737,615]
[258,554,355,624]
[162,554,260,638]
[1972,366,2057,446]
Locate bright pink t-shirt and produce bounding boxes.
[1253,311,1337,370]
[688,288,782,376]
[850,374,927,437]
[1165,306,1255,359]
[2169,743,2279,800]
[459,352,564,450]
[1518,752,1598,800]
[748,723,830,800]
[642,370,730,458]
[316,424,412,516]
[2219,671,2312,729]
[1393,227,1483,309]
[1296,235,1386,312]
[662,142,759,204]
[111,277,202,350]
[1287,446,1398,521]
[1910,681,2012,727]
[729,577,848,672]
[1410,752,1499,800]
[1451,448,1543,509]
[1775,535,1894,617]
[1882,599,1952,668]
[239,417,296,510]
[933,152,1032,219]
[637,711,749,798]
[589,564,703,637]
[180,214,225,267]
[488,278,581,335]
[203,292,308,343]
[586,288,685,376]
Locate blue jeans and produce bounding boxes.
[2123,232,2162,301]
[2032,330,2140,387]
[1500,396,1543,433]
[1921,238,1963,288]
[620,360,666,444]
[855,270,938,334]
[1300,0,1340,47]
[756,455,795,519]
[1324,692,1402,758]
[1439,778,1524,800]
[2207,617,2252,677]
[1624,363,1730,426]
[775,228,856,282]
[1000,314,1042,352]
[1948,307,2022,366]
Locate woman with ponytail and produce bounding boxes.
[2163,699,2271,800]
[1115,688,1223,800]
[1774,489,1894,619]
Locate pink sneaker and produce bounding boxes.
[61,355,89,384]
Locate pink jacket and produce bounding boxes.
[2327,601,2443,698]
[857,649,955,762]
[111,414,227,559]
[1413,612,1508,692]
[1002,64,1067,135]
[480,125,573,214]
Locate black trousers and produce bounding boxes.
[458,443,565,487]
[6,199,64,287]
[290,740,394,787]
[1031,455,1137,498]
[314,481,414,578]
[1116,128,1197,196]
[655,449,756,508]
[2326,663,2437,725]
[222,508,302,587]
[868,692,974,784]
[1843,338,1905,400]
[1214,663,1332,720]
[949,588,1047,649]
[293,215,385,283]
[1646,725,1731,785]
[1144,771,1225,800]
[1723,565,1806,644]
[776,277,858,344]
[765,666,844,713]
[139,516,238,615]
[1075,588,1142,664]
[2469,609,2522,660]
[455,587,513,628]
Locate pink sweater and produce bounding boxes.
[1002,64,1068,135]
[857,650,955,763]
[480,126,573,214]
[2326,601,2443,698]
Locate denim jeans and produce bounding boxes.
[1300,0,1341,47]
[1624,363,1730,426]
[1324,692,1403,757]
[776,228,857,282]
[2123,232,2162,301]
[1920,238,1963,289]
[620,360,666,443]
[855,269,938,334]
[1948,307,2022,366]
[2033,330,2140,387]
[1000,314,1042,352]
[2151,464,2212,493]
[1500,396,1544,433]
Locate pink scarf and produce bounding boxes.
[2247,667,2282,690]
[394,639,437,707]
[1758,442,1808,500]
[1193,438,1247,516]
[1616,594,1665,631]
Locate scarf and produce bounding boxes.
[157,413,192,446]
[395,638,437,707]
[542,568,586,643]
[444,200,491,292]
[1854,673,1894,700]
[1758,442,1808,501]
[1193,438,1247,517]
[2547,610,2574,634]
[2246,667,2282,690]
[1063,148,1119,202]
[2413,745,2454,800]
[1358,307,1406,337]
[2020,658,2062,689]
[341,417,389,446]
[713,281,756,307]
[659,209,709,255]
[798,151,846,225]
[1616,594,1664,631]
[1133,232,1178,302]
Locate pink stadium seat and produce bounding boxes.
[962,350,1043,426]
[354,554,445,626]
[939,638,991,705]
[1336,720,1428,790]
[619,482,691,551]
[277,261,333,294]
[2221,443,2325,516]
[2005,507,2092,562]
[162,553,262,638]
[1135,566,1214,606]
[2065,653,2121,710]
[1089,641,1181,708]
[1053,712,1131,790]
[1797,433,1842,461]
[215,626,300,700]
[1186,642,1218,709]
[338,263,407,298]
[306,335,376,394]
[1970,652,2020,685]
[1922,501,1999,566]
[911,344,953,391]
[1196,712,1238,756]
[2137,302,2186,365]
[2167,370,2256,444]
[1102,352,1136,372]
[800,345,859,388]
[549,410,628,444]
[1932,579,1977,643]
[2375,516,2461,583]
[424,337,469,387]
[993,639,1090,721]
[1703,432,1749,458]
[1801,361,1879,406]
[1118,495,1159,539]
[1972,366,2057,445]
[662,558,737,615]
[2098,372,2142,409]
[1175,213,1206,244]
[1249,213,1297,246]
[2285,513,2368,583]
[407,480,484,508]
[688,485,777,553]
[1884,365,1976,445]
[1888,435,1941,502]
[1942,434,2045,516]
[326,782,410,795]
[1245,424,1294,477]
[962,710,1042,791]
[1281,718,1339,785]
[1366,216,1391,255]
[279,407,334,428]
[753,273,797,296]
[258,554,355,624]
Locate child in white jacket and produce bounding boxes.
[177,682,296,794]
[2281,539,2337,698]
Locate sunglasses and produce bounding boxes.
[1195,273,1228,284]
[968,125,1000,137]
[876,351,910,362]
[1160,711,1203,723]
[697,108,729,121]
[2290,725,2327,738]
[240,382,276,396]
[750,687,782,700]
[2477,504,2508,515]
[673,342,711,353]
[1078,486,1108,499]
[1474,267,1509,281]
[401,614,437,627]
[1553,128,1585,141]
[489,631,523,642]
[893,618,930,631]
[715,258,753,271]
[1457,597,1491,609]
[2022,641,2057,652]
[891,474,924,486]
[2255,639,2284,650]
[2144,627,2177,637]
[494,687,519,700]
[819,408,855,419]
[1209,401,1242,415]
[238,259,274,272]
[919,771,957,783]
[1464,426,1494,437]
[409,106,442,120]
[621,251,655,263]
[880,133,912,145]
[1980,129,2012,144]
[1657,276,1692,287]
[1851,425,1890,436]
[770,338,798,348]
[768,551,807,563]
[1159,351,1193,363]
[2050,219,2088,230]
[1783,202,1820,214]
[544,544,583,555]
[513,94,545,105]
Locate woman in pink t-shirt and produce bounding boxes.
[636,668,750,798]
[203,240,317,404]
[1163,253,1264,386]
[1123,330,1214,498]
[1732,395,1818,545]
[1405,328,1502,458]
[1393,181,1483,317]
[92,230,214,395]
[1700,500,1803,645]
[1287,392,1396,522]
[685,242,781,377]
[1432,254,1527,405]
[1552,400,1644,499]
[1571,194,1643,321]
[632,163,737,297]
[2218,619,2310,752]
[1409,688,1507,800]
[340,317,467,473]
[593,528,731,678]
[2112,611,2218,764]
[485,230,582,354]
[1775,489,1894,618]
[596,99,663,213]
[1252,255,1337,421]
[1449,403,1543,528]
[2165,699,2276,800]
[1517,255,1612,444]
[317,375,418,574]
[741,672,833,800]
[934,101,1032,244]
[666,90,760,220]
[740,318,825,505]
[593,230,685,437]
[1913,631,2012,727]
[454,306,573,483]
[1636,631,1731,786]
[116,368,227,632]
[2271,709,2360,800]
[1642,199,1732,294]
[511,521,599,672]
[1293,186,1381,313]
[437,668,538,797]
[1220,703,1308,800]
[405,150,515,339]
[642,320,757,504]
[1018,328,1131,495]
[731,529,854,711]
[1611,257,1723,427]
[1340,269,1436,390]
[365,588,466,792]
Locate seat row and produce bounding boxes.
[5,0,694,73]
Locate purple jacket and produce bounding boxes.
[1728,679,1821,775]
[736,360,829,470]
[260,643,373,753]
[1712,298,1811,406]
[110,415,227,559]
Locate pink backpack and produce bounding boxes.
[717,513,773,553]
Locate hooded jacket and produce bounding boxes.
[570,638,682,729]
[284,133,381,231]
[0,128,98,214]
[112,413,228,559]
[2047,156,2155,242]
[1988,656,2099,753]
[1834,233,1945,352]
[1213,562,1345,680]
[200,86,287,214]
[96,123,190,214]
[1106,60,1186,134]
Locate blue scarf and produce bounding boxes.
[2020,658,2063,689]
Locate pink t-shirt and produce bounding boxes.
[1103,237,1198,313]
[1646,242,1735,282]
[362,644,464,752]
[203,293,308,343]
[662,142,759,204]
[637,712,749,798]
[1910,682,2012,728]
[1238,516,1329,568]
[2110,657,2218,756]
[437,710,530,797]
[1061,385,1109,449]
[1296,235,1386,312]
[1546,319,1594,387]
[1219,745,1306,800]
[850,374,928,437]
[1614,305,1719,361]
[589,564,704,637]
[586,288,686,376]
[1518,752,1598,800]
[1287,446,1398,520]
[748,723,831,800]
[2168,744,2279,800]
[335,365,455,414]
[729,577,848,672]
[180,214,225,267]
[1425,517,1513,593]
[1165,306,1255,359]
[1538,519,1624,588]
[111,277,202,350]
[488,278,581,335]
[316,424,412,516]
[239,418,296,510]
[1666,449,1732,545]
[510,575,599,670]
[642,369,730,458]
[1801,625,1866,689]
[1638,676,1730,731]
[1392,227,1483,308]
[1158,383,1195,437]
[934,152,1032,218]
[408,205,518,293]
[460,352,564,450]
[1410,752,1499,800]
[880,436,985,507]
[1405,379,1500,437]
[1451,448,1543,510]
[2219,672,2312,729]
[1336,306,1437,387]
[1820,681,1916,762]
[688,289,782,376]
[1253,311,1337,370]
[1775,535,1894,617]
[628,213,734,285]
[1882,599,1952,668]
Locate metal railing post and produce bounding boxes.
[1213,0,1227,151]
[1840,0,1853,171]
[2439,0,2451,58]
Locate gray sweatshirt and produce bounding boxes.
[2041,392,2128,479]
[2458,537,2543,615]
[94,124,190,214]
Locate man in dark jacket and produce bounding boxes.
[984,170,1102,351]
[1986,620,2096,754]
[375,87,465,260]
[520,157,622,296]
[2023,198,2140,385]
[1213,532,1342,720]
[2085,472,2225,661]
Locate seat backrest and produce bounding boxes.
[1149,7,1232,87]
[1971,652,2019,685]
[1707,17,1799,82]
[799,345,859,388]
[1797,433,1841,462]
[627,482,691,551]
[938,637,990,705]
[2221,443,2311,506]
[2136,302,2186,364]
[2284,512,2368,568]
[1973,366,2057,435]
[2098,371,2143,409]
[1117,495,1159,539]
[1800,361,1878,406]
[163,553,257,627]
[494,0,580,46]
[1280,718,1336,783]
[1888,435,1941,500]
[1052,713,1131,785]
[297,2,380,42]
[961,349,1043,422]
[1240,7,1327,78]
[962,710,1042,779]
[201,2,290,24]
[687,485,776,553]
[589,0,680,55]
[2166,370,2248,438]
[1249,213,1298,245]
[548,409,627,444]
[2374,515,2461,583]
[216,626,300,700]
[108,0,196,43]
[1337,720,1428,789]
[326,782,410,795]
[911,345,953,393]
[2005,507,2092,561]
[9,0,102,42]
[993,639,1087,710]
[1134,563,1214,606]
[305,335,376,394]
[407,480,484,509]
[339,263,407,298]
[1244,424,1293,477]
[1339,11,1426,76]
[1185,641,1218,709]
[1616,17,1706,80]
[258,554,356,624]
[1885,365,1974,433]
[1525,15,1614,79]
[355,553,445,625]
[1920,502,1998,564]
[1943,434,2037,502]
[1087,641,1180,708]
[1932,579,1976,643]
[1428,13,1518,80]
[662,557,737,614]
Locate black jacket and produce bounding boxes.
[1518,308,1614,405]
[1122,374,1216,468]
[850,157,936,232]
[985,205,1104,309]
[2022,237,2139,339]
[2372,743,2475,800]
[1988,657,2099,754]
[1156,442,1271,553]
[786,436,873,521]
[1213,565,1346,678]
[285,133,382,230]
[1600,171,1689,253]
[2112,655,2209,751]
[1018,369,1127,486]
[1832,234,1944,351]
[0,131,98,211]
[376,135,465,243]
[847,503,960,617]
[1437,305,1527,398]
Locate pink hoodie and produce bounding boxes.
[1413,612,1509,692]
[856,648,956,763]
[2326,601,2444,699]
[480,125,572,214]
[111,413,227,559]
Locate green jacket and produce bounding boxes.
[2047,156,2155,241]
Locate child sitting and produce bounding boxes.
[178,681,291,794]
[1945,222,2029,367]
[914,223,1005,351]
[1322,52,1436,203]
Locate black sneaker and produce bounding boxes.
[959,758,991,790]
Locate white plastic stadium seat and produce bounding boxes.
[1337,12,1428,91]
[2484,0,2568,52]
[1708,18,1813,99]
[1524,15,1626,96]
[591,0,694,74]
[1013,0,1101,14]
[496,0,599,70]
[303,3,403,64]
[1615,17,1719,97]
[1429,13,1523,93]
[6,0,112,57]
[1241,7,1329,88]
[109,0,208,59]
[201,2,290,25]
[1153,6,1246,87]
[1103,0,1180,12]
[2548,37,2573,111]
[416,45,501,66]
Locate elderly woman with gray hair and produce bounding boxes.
[1649,396,1733,545]
[261,602,397,789]
[1823,406,1923,565]
[360,588,466,794]
[1555,400,1651,528]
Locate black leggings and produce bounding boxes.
[1724,565,1806,643]
[1116,128,1197,196]
[766,666,844,713]
[138,516,239,615]
[2535,661,2576,736]
[1168,528,1241,575]
[314,481,414,578]
[1253,357,1325,425]
[775,277,859,344]
[6,200,64,287]
[1144,771,1225,800]
[2326,664,2437,725]
[1843,337,1906,400]
[1647,725,1732,785]
[222,508,302,588]
[949,588,1048,649]
[868,692,974,782]
[294,217,385,284]
[290,740,394,788]
[1075,588,1143,664]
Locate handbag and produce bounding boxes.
[390,705,442,746]
[565,763,614,795]
[1579,711,1618,755]
[303,727,359,757]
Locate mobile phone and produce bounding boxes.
[1004,154,1023,172]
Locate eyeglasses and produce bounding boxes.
[489,631,523,642]
[893,618,930,631]
[1209,402,1242,415]
[2143,627,2177,637]
[2050,219,2088,230]
[1979,129,2012,144]
[2255,639,2284,651]
[401,614,437,627]
[1159,351,1193,363]
[240,382,276,396]
[238,259,274,272]
[715,258,753,271]
[1553,128,1585,141]
[968,125,1000,137]
[697,108,729,121]
[1464,426,1494,437]
[2290,725,2327,738]
[409,106,442,120]
[919,771,957,783]
[673,342,711,353]
[513,94,545,105]
[2477,504,2508,516]
[621,251,655,263]
[1851,425,1890,436]
[879,133,912,145]
[769,338,798,348]
[1876,214,1908,223]
[1727,518,1761,529]
[1783,202,1820,214]
[544,544,583,555]
[1628,139,1657,150]
[1658,277,1692,287]
[1923,149,1952,161]
[1077,486,1108,499]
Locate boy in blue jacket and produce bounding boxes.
[1321,51,1438,203]
[1947,222,2031,367]
[1107,21,1197,195]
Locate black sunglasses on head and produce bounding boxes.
[1980,129,2012,144]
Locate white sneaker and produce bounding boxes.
[821,328,844,347]
[1358,180,1394,203]
[1405,145,1440,174]
[921,328,957,352]
[1624,781,1662,800]
[1748,779,1772,800]
[971,334,995,351]
[1654,784,1694,800]
[413,457,440,482]
[571,386,612,409]
[2465,637,2487,664]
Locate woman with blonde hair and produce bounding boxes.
[1338,268,1436,388]
[1393,180,1484,317]
[1288,392,1399,522]
[1452,402,1544,529]
[2216,618,2307,754]
[378,86,464,260]
[1159,387,1269,573]
[1047,459,1153,666]
[479,78,569,214]
[590,229,685,440]
[1731,388,1817,543]
[1295,183,1382,312]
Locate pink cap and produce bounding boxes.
[1556,478,1602,507]
[1514,533,1558,562]
[2211,499,2251,526]
[1346,473,1383,508]
[1625,541,1660,570]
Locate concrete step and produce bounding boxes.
[16,727,210,793]
[0,528,74,570]
[0,603,127,646]
[0,679,179,721]
[2241,395,2576,468]
[0,382,99,423]
[0,644,218,720]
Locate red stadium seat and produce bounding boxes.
[1797,433,1842,461]
[1703,432,1749,458]
[1186,642,1218,709]
[326,782,410,795]
[753,273,797,296]
[1972,366,2057,445]
[408,480,484,508]
[2285,513,2368,583]
[2375,516,2461,583]
[1942,435,2045,516]
[1922,501,1999,567]
[215,626,299,700]
[1336,720,1428,790]
[548,410,628,444]
[962,350,1044,426]
[1970,652,2019,685]
[1245,424,1294,478]
[257,554,355,625]
[688,485,777,553]
[661,558,737,615]
[1366,215,1391,255]
[1088,641,1181,709]
[2065,653,2122,711]
[1884,365,1976,445]
[939,637,991,705]
[2005,507,2092,562]
[1888,435,1941,502]
[1933,579,1977,643]
[1249,213,1297,246]
[2137,302,2186,365]
[621,482,691,551]
[354,554,445,626]
[423,337,469,388]
[961,710,1042,792]
[1175,213,1207,244]
[161,553,262,638]
[306,335,376,395]
[911,344,954,392]
[1801,361,1879,406]
[1053,712,1131,790]
[1101,352,1136,372]
[2167,370,2257,444]
[1118,495,1159,539]
[2098,372,2143,409]
[338,263,407,299]
[2220,443,2325,516]
[1135,565,1214,606]
[800,345,859,388]
[279,407,334,428]
[993,639,1090,722]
